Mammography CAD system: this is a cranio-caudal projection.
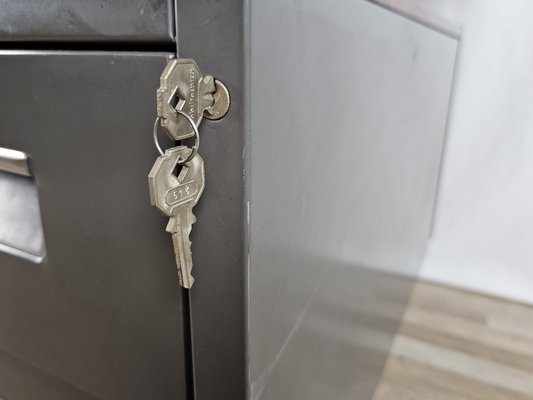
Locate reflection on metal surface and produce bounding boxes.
[0,147,31,176]
[249,0,457,398]
[251,255,413,400]
[0,171,45,262]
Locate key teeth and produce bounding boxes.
[165,217,177,233]
[189,209,197,225]
[166,210,195,233]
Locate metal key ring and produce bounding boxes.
[152,117,166,156]
[153,109,200,165]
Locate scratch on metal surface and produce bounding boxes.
[217,215,228,231]
[199,11,225,27]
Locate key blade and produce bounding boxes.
[172,206,195,288]
[172,232,194,288]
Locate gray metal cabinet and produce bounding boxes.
[0,1,457,399]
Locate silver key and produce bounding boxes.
[157,59,216,141]
[148,146,205,288]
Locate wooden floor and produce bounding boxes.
[373,281,533,400]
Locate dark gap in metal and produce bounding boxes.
[0,41,175,53]
[181,288,196,400]
[174,153,195,400]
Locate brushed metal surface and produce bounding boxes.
[0,147,31,176]
[248,1,457,399]
[0,52,187,400]
[0,0,174,44]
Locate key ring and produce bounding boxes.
[153,109,200,165]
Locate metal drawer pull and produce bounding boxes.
[0,147,44,263]
[0,147,32,177]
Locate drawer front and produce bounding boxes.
[0,0,174,44]
[0,52,187,400]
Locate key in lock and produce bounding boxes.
[157,59,230,141]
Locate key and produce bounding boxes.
[157,59,216,141]
[148,146,205,288]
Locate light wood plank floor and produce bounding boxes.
[374,281,533,400]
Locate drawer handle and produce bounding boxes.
[0,147,32,177]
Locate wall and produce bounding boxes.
[395,0,533,304]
